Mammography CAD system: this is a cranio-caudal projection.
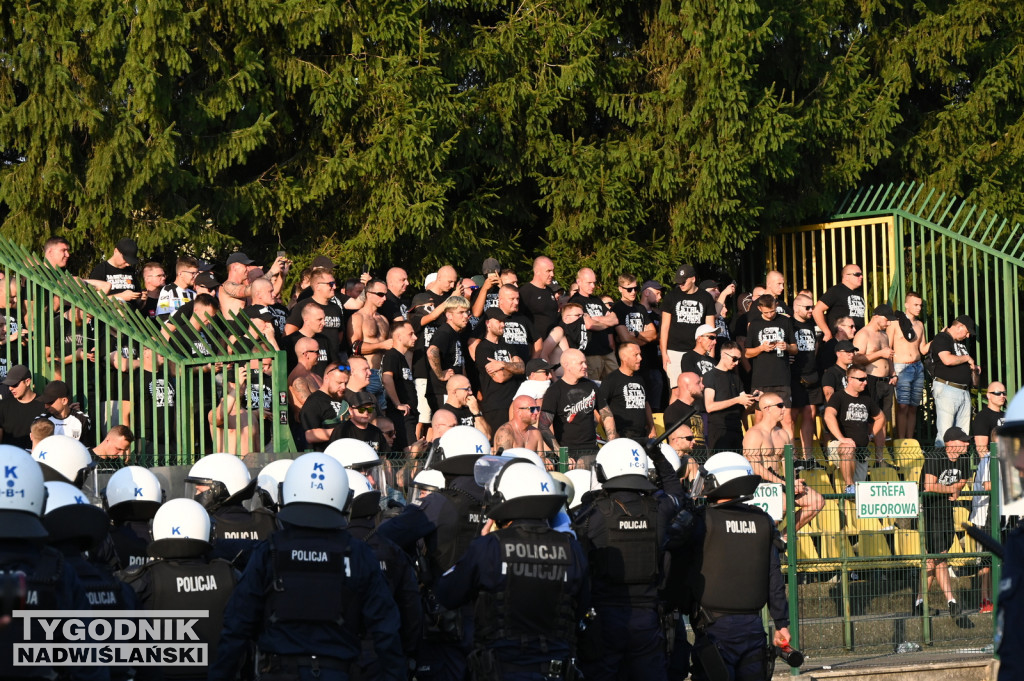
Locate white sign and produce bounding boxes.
[745,483,784,521]
[855,481,919,518]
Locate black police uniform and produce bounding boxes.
[208,500,277,570]
[121,536,238,680]
[108,519,152,570]
[572,459,683,681]
[997,524,1024,680]
[207,524,405,681]
[436,519,590,681]
[671,502,788,681]
[0,540,110,681]
[376,474,487,681]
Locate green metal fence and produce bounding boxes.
[0,239,295,463]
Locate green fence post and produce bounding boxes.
[783,443,800,674]
[989,442,1001,622]
[558,447,569,473]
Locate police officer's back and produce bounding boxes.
[571,438,683,681]
[184,453,276,569]
[31,434,97,488]
[208,452,404,681]
[666,452,789,681]
[120,498,238,681]
[437,457,589,681]
[995,390,1024,680]
[103,466,163,570]
[0,445,108,681]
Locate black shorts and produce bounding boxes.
[871,379,894,417]
[924,508,956,555]
[754,384,792,408]
[792,379,823,408]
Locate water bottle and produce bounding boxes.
[775,343,784,358]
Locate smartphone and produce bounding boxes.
[276,250,286,259]
[362,263,369,275]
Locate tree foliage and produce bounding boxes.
[2,0,1022,288]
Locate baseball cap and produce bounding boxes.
[243,305,276,323]
[673,264,698,285]
[311,255,335,270]
[484,308,508,322]
[424,272,437,288]
[943,426,970,444]
[40,380,69,404]
[195,272,220,289]
[482,257,501,275]
[698,279,718,291]
[641,280,664,293]
[115,238,139,266]
[2,364,31,386]
[411,292,433,308]
[351,391,376,407]
[226,252,255,267]
[549,281,565,294]
[694,323,718,339]
[954,315,976,335]
[834,340,858,353]
[525,359,558,374]
[872,303,898,321]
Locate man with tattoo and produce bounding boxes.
[288,336,323,421]
[493,395,553,459]
[348,278,392,412]
[597,342,654,441]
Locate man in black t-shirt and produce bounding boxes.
[328,391,387,452]
[436,375,490,435]
[299,364,350,451]
[745,294,797,434]
[0,364,42,449]
[569,267,619,380]
[542,349,599,461]
[703,341,755,451]
[822,340,857,404]
[823,365,885,492]
[613,274,659,391]
[813,263,867,339]
[665,371,706,449]
[243,277,288,338]
[597,342,652,441]
[380,267,410,322]
[659,264,716,381]
[286,269,348,367]
[791,293,822,461]
[678,324,717,414]
[929,315,980,446]
[426,296,470,411]
[381,320,419,450]
[519,256,558,340]
[637,280,667,410]
[88,237,142,303]
[971,381,1007,455]
[915,427,972,622]
[474,308,525,434]
[281,304,333,376]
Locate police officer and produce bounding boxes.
[436,457,590,681]
[256,459,293,513]
[184,453,276,568]
[42,481,138,681]
[667,452,790,681]
[326,438,407,512]
[103,466,163,570]
[121,498,238,680]
[344,469,423,680]
[996,389,1024,680]
[208,452,405,681]
[0,445,108,681]
[571,438,684,681]
[32,433,97,488]
[375,425,492,681]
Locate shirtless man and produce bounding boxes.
[348,278,392,412]
[492,395,553,458]
[853,304,899,426]
[288,337,323,420]
[742,392,823,531]
[888,292,930,439]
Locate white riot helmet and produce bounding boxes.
[475,457,565,522]
[0,446,48,538]
[31,435,95,488]
[43,481,109,549]
[550,471,574,505]
[152,498,212,546]
[344,469,381,519]
[501,448,547,469]
[998,390,1024,515]
[257,459,294,509]
[697,451,761,501]
[411,469,445,497]
[595,438,654,491]
[277,453,352,529]
[103,466,163,521]
[184,453,254,511]
[324,438,386,490]
[565,469,594,510]
[432,425,491,476]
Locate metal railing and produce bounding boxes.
[0,239,295,463]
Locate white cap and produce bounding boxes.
[694,324,718,339]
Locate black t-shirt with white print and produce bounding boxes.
[542,377,598,450]
[475,337,522,418]
[929,331,973,386]
[597,369,649,440]
[679,350,715,412]
[88,261,137,296]
[820,283,866,330]
[381,348,417,413]
[659,287,716,352]
[791,318,820,382]
[568,294,613,356]
[826,389,879,448]
[746,315,795,388]
[427,322,465,395]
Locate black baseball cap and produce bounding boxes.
[954,315,976,335]
[872,303,898,321]
[943,426,970,443]
[484,308,508,322]
[411,292,433,308]
[41,380,69,404]
[525,359,558,374]
[641,280,664,293]
[351,391,376,407]
[674,264,698,284]
[2,364,31,386]
[311,255,335,270]
[482,257,501,275]
[115,238,139,266]
[698,279,718,291]
[226,252,255,267]
[195,272,220,289]
[835,340,858,353]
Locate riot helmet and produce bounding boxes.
[550,471,574,505]
[344,469,382,519]
[103,466,163,522]
[430,425,491,476]
[411,469,445,499]
[0,445,48,539]
[43,481,109,549]
[184,453,254,511]
[594,438,655,491]
[324,438,386,490]
[500,448,547,469]
[697,451,761,501]
[477,457,565,522]
[277,452,352,529]
[150,498,213,558]
[31,435,95,488]
[564,468,594,510]
[256,459,293,510]
[998,390,1024,516]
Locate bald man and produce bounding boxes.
[814,263,867,340]
[493,395,552,455]
[436,374,491,436]
[381,267,409,321]
[287,336,323,419]
[569,267,619,379]
[541,348,600,461]
[520,256,559,340]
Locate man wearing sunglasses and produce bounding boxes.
[972,381,1007,454]
[704,341,757,451]
[824,366,886,493]
[328,391,388,453]
[493,395,551,455]
[813,263,867,340]
[929,315,980,447]
[791,293,823,464]
[286,268,349,369]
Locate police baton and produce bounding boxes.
[961,521,1004,560]
[646,408,696,454]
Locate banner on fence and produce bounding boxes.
[746,483,784,521]
[855,481,919,518]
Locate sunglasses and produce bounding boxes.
[330,365,351,374]
[382,430,396,437]
[368,290,386,297]
[702,334,717,339]
[724,354,741,362]
[353,405,375,413]
[764,401,785,409]
[671,435,696,442]
[621,286,637,292]
[319,281,337,287]
[990,391,1007,396]
[799,305,813,310]
[518,406,542,413]
[848,272,863,277]
[849,376,868,382]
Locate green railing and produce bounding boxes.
[0,239,295,463]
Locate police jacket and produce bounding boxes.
[208,503,277,569]
[108,520,152,570]
[435,519,589,663]
[348,515,424,657]
[998,525,1024,680]
[207,523,405,681]
[671,501,788,629]
[0,539,110,681]
[375,475,486,584]
[572,487,677,607]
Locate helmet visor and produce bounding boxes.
[998,433,1024,515]
[474,456,516,494]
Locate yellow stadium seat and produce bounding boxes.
[652,412,665,437]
